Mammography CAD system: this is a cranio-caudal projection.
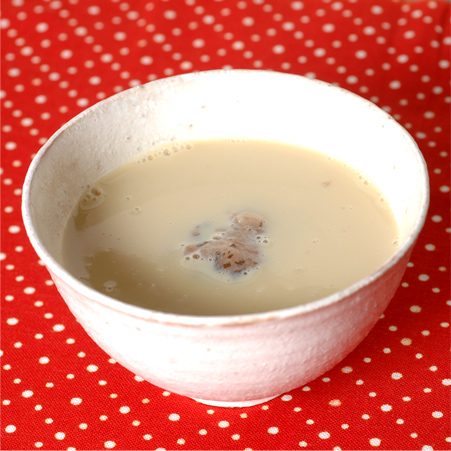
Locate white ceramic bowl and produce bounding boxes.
[22,70,429,407]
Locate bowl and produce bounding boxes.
[22,69,429,407]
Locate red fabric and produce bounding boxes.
[1,0,450,450]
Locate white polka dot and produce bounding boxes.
[355,50,367,59]
[329,399,341,406]
[370,438,381,447]
[119,406,130,414]
[5,142,17,150]
[8,225,20,234]
[439,59,450,69]
[169,413,180,421]
[104,441,116,449]
[319,431,330,439]
[442,379,451,386]
[5,425,16,433]
[203,15,215,24]
[381,404,392,412]
[389,80,401,90]
[36,22,48,33]
[180,61,193,71]
[35,95,47,104]
[268,427,279,434]
[391,372,402,380]
[71,397,82,405]
[39,356,49,364]
[89,76,101,85]
[75,26,88,36]
[164,10,177,19]
[422,446,433,451]
[153,33,165,43]
[410,305,422,312]
[299,441,307,447]
[7,318,19,325]
[273,45,285,54]
[341,366,353,373]
[22,390,34,398]
[362,27,376,37]
[401,338,412,346]
[291,1,304,10]
[418,274,430,281]
[232,40,245,51]
[114,32,126,41]
[192,38,205,48]
[60,49,72,59]
[281,394,292,401]
[87,364,98,372]
[432,411,443,418]
[76,98,89,108]
[322,23,335,32]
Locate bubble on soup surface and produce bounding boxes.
[79,186,105,210]
[103,280,117,292]
[129,207,141,215]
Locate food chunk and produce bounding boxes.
[184,213,266,275]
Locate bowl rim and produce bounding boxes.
[21,69,430,327]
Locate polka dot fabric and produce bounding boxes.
[1,0,450,450]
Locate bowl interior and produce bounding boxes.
[23,70,429,310]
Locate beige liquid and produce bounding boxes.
[62,139,399,316]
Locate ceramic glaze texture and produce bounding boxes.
[22,70,429,406]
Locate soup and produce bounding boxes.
[62,139,399,315]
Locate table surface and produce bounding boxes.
[1,1,450,450]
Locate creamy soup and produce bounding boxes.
[62,139,399,316]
